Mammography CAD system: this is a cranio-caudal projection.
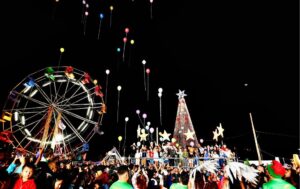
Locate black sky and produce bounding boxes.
[0,0,298,160]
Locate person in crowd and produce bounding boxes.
[169,170,189,189]
[131,166,149,189]
[263,160,296,189]
[283,163,298,188]
[109,165,133,189]
[11,163,36,189]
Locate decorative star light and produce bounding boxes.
[184,129,195,140]
[176,89,187,99]
[139,132,148,141]
[217,123,225,138]
[159,130,171,141]
[213,129,219,141]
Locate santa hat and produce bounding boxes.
[267,160,286,178]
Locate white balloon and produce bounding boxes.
[190,141,194,147]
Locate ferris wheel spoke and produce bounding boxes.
[60,102,102,111]
[53,80,66,103]
[60,114,86,143]
[56,84,83,105]
[57,86,94,106]
[63,106,101,111]
[86,130,96,143]
[55,107,97,125]
[14,92,49,107]
[6,106,47,114]
[12,112,47,133]
[59,91,95,107]
[22,127,46,148]
[62,79,71,102]
[34,84,53,104]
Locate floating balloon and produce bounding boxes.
[200,139,204,143]
[190,141,194,147]
[125,27,129,34]
[142,113,147,119]
[99,13,104,19]
[149,127,154,133]
[118,136,122,141]
[130,39,135,45]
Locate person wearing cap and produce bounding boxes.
[263,160,296,189]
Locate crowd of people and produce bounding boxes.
[0,140,299,189]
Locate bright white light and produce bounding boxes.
[24,129,31,136]
[14,112,19,121]
[117,85,122,91]
[136,109,140,114]
[55,134,64,142]
[147,121,151,126]
[145,126,149,130]
[21,116,25,125]
[158,93,162,97]
[23,87,31,94]
[125,117,129,122]
[29,90,38,97]
[158,88,163,93]
[57,79,67,83]
[87,106,91,116]
[142,60,146,65]
[81,123,89,132]
[142,113,147,119]
[105,69,110,75]
[149,127,154,133]
[42,82,51,87]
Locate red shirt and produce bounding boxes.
[13,178,36,189]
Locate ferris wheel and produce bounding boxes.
[0,66,106,155]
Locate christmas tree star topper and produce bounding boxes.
[176,90,187,99]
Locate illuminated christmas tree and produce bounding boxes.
[173,90,199,148]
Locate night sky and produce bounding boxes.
[0,0,298,161]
